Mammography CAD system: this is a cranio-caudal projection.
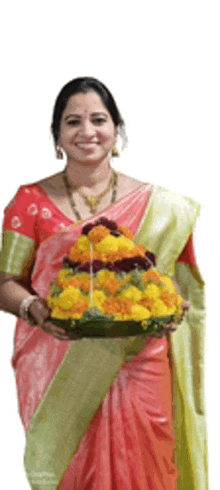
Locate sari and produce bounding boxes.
[0,182,208,489]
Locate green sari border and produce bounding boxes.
[0,231,35,277]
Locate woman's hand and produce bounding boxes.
[28,298,81,341]
[40,320,81,341]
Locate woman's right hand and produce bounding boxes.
[28,298,81,341]
[40,320,82,341]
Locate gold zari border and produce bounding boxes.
[0,231,36,277]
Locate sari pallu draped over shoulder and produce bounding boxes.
[10,184,207,489]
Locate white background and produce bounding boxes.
[0,1,219,488]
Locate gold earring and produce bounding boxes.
[112,146,119,157]
[56,145,64,159]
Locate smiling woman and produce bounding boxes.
[0,76,208,489]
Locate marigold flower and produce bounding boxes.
[97,270,115,284]
[70,299,89,316]
[101,278,121,294]
[80,251,92,264]
[95,235,119,253]
[144,270,162,284]
[103,298,133,316]
[69,247,81,262]
[51,306,72,320]
[160,291,176,308]
[93,290,107,310]
[161,276,176,292]
[118,226,134,240]
[56,287,82,310]
[88,226,110,243]
[176,294,184,307]
[140,298,155,313]
[151,299,169,317]
[120,286,143,302]
[143,284,161,300]
[116,236,135,251]
[77,236,91,252]
[134,244,147,256]
[131,304,151,321]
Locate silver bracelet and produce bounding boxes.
[19,295,39,324]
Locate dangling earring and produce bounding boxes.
[112,146,119,157]
[56,145,64,159]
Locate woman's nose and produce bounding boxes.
[79,120,95,137]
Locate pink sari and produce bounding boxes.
[8,183,178,489]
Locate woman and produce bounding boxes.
[0,77,208,489]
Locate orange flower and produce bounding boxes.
[80,251,92,264]
[69,247,81,262]
[160,291,176,308]
[144,270,162,285]
[140,298,155,313]
[88,226,110,243]
[134,244,147,257]
[103,297,133,316]
[118,227,134,240]
[101,278,121,294]
[67,277,82,288]
[71,299,89,315]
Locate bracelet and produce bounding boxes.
[19,295,39,325]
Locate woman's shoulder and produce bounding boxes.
[117,172,145,194]
[33,172,64,192]
[152,184,200,208]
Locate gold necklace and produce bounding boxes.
[63,168,118,222]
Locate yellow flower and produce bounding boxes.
[58,270,69,284]
[161,276,176,293]
[56,287,82,310]
[143,284,161,300]
[120,286,142,302]
[166,306,176,315]
[116,236,135,251]
[77,236,91,252]
[151,299,169,317]
[95,235,119,253]
[131,304,151,321]
[94,290,107,308]
[176,294,183,307]
[97,270,116,284]
[51,306,71,319]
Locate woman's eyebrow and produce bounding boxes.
[64,112,108,120]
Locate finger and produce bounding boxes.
[41,323,80,341]
[182,301,190,312]
[43,329,72,341]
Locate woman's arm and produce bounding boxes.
[0,273,79,341]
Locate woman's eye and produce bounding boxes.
[67,120,80,126]
[67,118,106,126]
[92,118,106,125]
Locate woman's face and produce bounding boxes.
[59,91,117,165]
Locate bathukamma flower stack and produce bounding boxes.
[47,218,185,337]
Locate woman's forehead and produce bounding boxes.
[64,91,107,115]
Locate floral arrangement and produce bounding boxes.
[47,218,185,336]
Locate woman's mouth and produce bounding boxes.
[75,142,98,149]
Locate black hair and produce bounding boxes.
[51,76,127,148]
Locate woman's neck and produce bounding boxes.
[65,158,113,191]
